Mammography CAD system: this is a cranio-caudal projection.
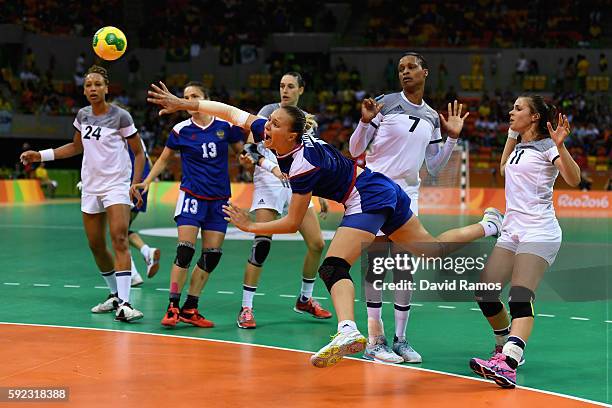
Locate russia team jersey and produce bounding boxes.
[250,118,355,202]
[129,138,151,182]
[73,104,136,195]
[366,92,441,187]
[167,117,244,199]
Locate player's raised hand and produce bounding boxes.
[547,113,571,147]
[440,100,469,139]
[360,98,384,123]
[147,82,184,116]
[20,150,41,165]
[223,202,253,232]
[318,197,329,220]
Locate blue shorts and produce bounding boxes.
[131,191,148,213]
[340,169,413,235]
[174,190,229,233]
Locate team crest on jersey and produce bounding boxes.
[216,130,225,139]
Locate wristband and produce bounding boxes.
[508,129,519,140]
[260,158,277,173]
[39,149,55,162]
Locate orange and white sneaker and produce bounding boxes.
[161,303,180,327]
[237,307,256,329]
[294,297,332,319]
[179,308,215,328]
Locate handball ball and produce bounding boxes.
[92,26,127,61]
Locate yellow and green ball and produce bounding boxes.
[92,26,127,61]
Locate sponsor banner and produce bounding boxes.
[0,180,45,203]
[146,182,611,218]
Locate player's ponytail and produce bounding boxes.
[522,94,557,140]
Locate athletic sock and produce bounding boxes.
[182,294,199,310]
[100,270,118,294]
[242,285,257,308]
[140,244,151,259]
[394,303,410,342]
[494,325,511,347]
[114,270,131,304]
[338,320,357,334]
[299,277,315,302]
[502,335,526,369]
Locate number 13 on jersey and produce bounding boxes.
[201,142,217,158]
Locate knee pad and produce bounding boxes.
[319,256,352,292]
[365,250,388,284]
[174,241,195,269]
[197,248,223,273]
[508,286,535,320]
[248,235,272,267]
[475,287,503,317]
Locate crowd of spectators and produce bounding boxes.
[364,0,608,48]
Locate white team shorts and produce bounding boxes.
[495,211,562,266]
[375,180,419,237]
[81,189,133,214]
[250,184,314,215]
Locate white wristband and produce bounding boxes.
[39,149,55,162]
[260,158,277,173]
[508,129,520,140]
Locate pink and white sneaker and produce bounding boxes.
[470,353,516,388]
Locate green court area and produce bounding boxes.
[0,201,610,404]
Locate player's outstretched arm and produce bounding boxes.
[20,130,83,165]
[148,82,259,130]
[548,113,580,187]
[131,146,173,196]
[348,98,382,157]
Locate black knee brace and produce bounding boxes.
[174,241,195,268]
[475,287,503,317]
[509,286,535,320]
[248,235,272,267]
[319,256,352,292]
[365,250,389,284]
[197,248,223,273]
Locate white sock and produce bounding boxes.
[394,304,410,342]
[140,244,151,259]
[479,220,499,237]
[503,335,526,365]
[338,320,357,334]
[494,326,511,347]
[115,270,132,304]
[300,277,315,302]
[100,270,117,294]
[242,285,256,308]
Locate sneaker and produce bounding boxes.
[294,297,332,319]
[363,336,404,364]
[392,338,422,363]
[179,308,214,328]
[310,330,367,368]
[493,345,525,366]
[91,293,119,313]
[237,307,256,329]
[469,353,516,388]
[482,207,504,238]
[161,303,180,327]
[115,302,144,322]
[131,272,144,287]
[145,248,161,278]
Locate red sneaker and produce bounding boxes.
[179,308,215,328]
[161,303,180,327]
[237,307,256,329]
[294,297,332,319]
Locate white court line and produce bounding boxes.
[312,296,328,300]
[382,301,391,304]
[254,293,266,296]
[570,317,590,321]
[0,322,607,407]
[3,283,19,286]
[33,284,51,287]
[537,314,555,318]
[217,291,234,295]
[438,305,456,309]
[94,286,108,289]
[411,303,423,307]
[279,294,294,298]
[605,320,612,324]
[0,224,83,230]
[64,285,80,288]
[469,308,480,311]
[155,288,169,292]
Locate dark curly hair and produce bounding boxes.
[85,65,109,85]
